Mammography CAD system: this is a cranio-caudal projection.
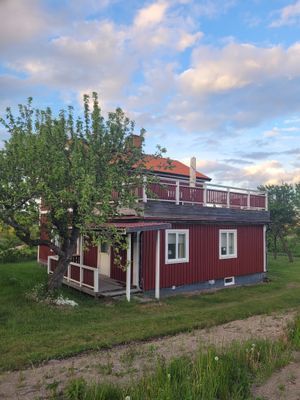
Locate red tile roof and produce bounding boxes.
[143,156,211,181]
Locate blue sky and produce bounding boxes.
[1,0,300,188]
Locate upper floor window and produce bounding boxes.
[165,229,189,264]
[219,229,237,259]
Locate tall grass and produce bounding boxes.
[60,338,292,400]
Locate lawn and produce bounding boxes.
[1,256,300,372]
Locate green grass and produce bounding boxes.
[60,339,292,400]
[1,256,300,372]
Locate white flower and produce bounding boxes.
[214,356,219,361]
[251,343,256,348]
[125,396,131,400]
[167,373,171,380]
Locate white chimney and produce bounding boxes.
[190,156,196,187]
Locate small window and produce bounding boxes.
[100,242,109,253]
[219,230,237,259]
[165,229,189,264]
[224,276,235,286]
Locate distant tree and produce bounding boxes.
[262,184,297,262]
[0,93,156,290]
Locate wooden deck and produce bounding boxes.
[63,273,141,298]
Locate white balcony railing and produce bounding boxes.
[140,178,267,211]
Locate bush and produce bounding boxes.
[0,246,36,263]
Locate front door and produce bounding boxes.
[98,242,111,277]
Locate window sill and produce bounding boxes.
[219,254,237,260]
[165,258,189,265]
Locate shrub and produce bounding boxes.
[0,246,36,263]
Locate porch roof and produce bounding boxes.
[105,221,171,233]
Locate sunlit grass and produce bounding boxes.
[1,255,300,371]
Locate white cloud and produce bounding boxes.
[270,0,300,27]
[195,159,300,188]
[134,1,169,28]
[263,126,300,138]
[178,43,300,95]
[0,0,48,50]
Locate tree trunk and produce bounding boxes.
[279,234,293,263]
[48,256,70,291]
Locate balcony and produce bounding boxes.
[139,178,267,211]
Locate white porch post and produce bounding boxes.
[133,232,140,288]
[155,230,161,300]
[126,233,132,302]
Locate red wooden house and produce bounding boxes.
[38,135,270,301]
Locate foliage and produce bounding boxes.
[61,339,291,400]
[0,93,158,289]
[261,183,300,262]
[0,246,36,263]
[1,256,300,371]
[0,224,22,251]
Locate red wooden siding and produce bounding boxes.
[141,224,264,291]
[83,243,97,268]
[38,215,54,263]
[111,242,134,284]
[111,247,127,282]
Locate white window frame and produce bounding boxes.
[224,276,235,286]
[219,229,237,259]
[165,229,189,264]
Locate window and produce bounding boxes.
[224,276,235,286]
[219,229,237,259]
[165,229,189,264]
[100,242,109,253]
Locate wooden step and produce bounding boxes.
[99,288,142,297]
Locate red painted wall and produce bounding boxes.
[38,215,54,264]
[111,247,127,282]
[83,242,98,268]
[141,224,264,291]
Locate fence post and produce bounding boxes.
[94,268,99,293]
[142,176,147,203]
[247,191,250,209]
[67,265,70,282]
[203,184,207,206]
[227,188,230,208]
[175,180,180,205]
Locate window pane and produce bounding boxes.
[221,233,227,255]
[178,234,186,259]
[228,233,235,255]
[101,242,109,253]
[168,233,176,259]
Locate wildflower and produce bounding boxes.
[167,373,171,380]
[214,356,219,361]
[125,396,131,400]
[251,343,256,348]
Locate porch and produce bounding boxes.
[47,221,170,301]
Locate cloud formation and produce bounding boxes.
[270,0,300,27]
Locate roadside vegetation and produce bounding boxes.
[59,338,293,400]
[1,255,300,372]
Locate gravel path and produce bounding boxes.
[0,311,295,400]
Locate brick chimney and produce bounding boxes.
[131,134,142,149]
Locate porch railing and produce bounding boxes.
[47,256,99,292]
[141,178,267,211]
